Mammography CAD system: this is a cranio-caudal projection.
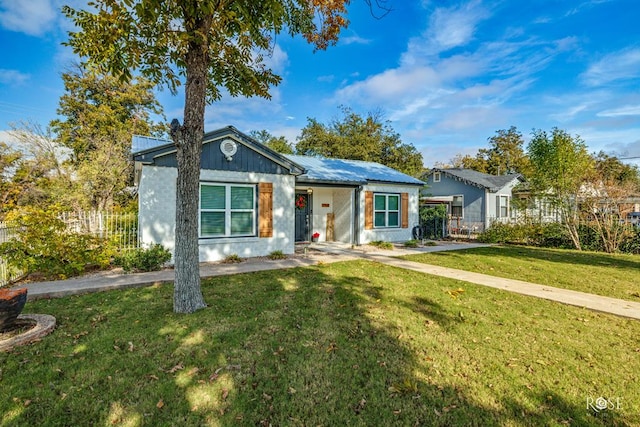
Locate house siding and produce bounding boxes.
[152,137,291,175]
[426,174,486,228]
[486,182,519,226]
[138,165,296,262]
[359,183,419,243]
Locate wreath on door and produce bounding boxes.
[295,195,307,210]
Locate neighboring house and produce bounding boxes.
[422,168,524,232]
[510,184,561,224]
[132,126,424,262]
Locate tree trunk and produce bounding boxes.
[172,38,208,314]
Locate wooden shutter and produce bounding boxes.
[401,193,409,228]
[258,182,273,237]
[364,191,373,230]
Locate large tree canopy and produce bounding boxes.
[452,127,531,177]
[296,107,424,177]
[63,0,351,313]
[50,67,166,210]
[249,130,294,154]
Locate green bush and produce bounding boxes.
[0,207,113,280]
[403,240,419,248]
[369,240,393,250]
[619,229,640,254]
[222,254,243,264]
[478,221,573,249]
[267,250,287,260]
[114,244,172,273]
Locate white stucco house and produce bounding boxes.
[132,126,425,262]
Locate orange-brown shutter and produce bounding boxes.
[365,191,373,230]
[259,182,273,237]
[401,192,409,228]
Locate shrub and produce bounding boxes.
[114,244,172,273]
[267,250,287,260]
[619,230,640,254]
[478,221,573,249]
[369,240,393,250]
[0,207,113,280]
[403,240,419,248]
[222,254,243,263]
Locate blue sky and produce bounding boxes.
[1,0,640,167]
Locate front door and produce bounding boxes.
[294,192,310,242]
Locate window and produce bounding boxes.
[451,195,463,218]
[373,193,400,228]
[433,172,441,182]
[499,195,509,217]
[200,183,255,237]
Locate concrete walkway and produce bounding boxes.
[15,241,640,320]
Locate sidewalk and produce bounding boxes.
[16,249,358,300]
[15,241,640,320]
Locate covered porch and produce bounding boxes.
[294,185,358,244]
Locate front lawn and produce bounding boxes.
[1,260,638,426]
[403,245,640,301]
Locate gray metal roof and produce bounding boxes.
[286,155,425,186]
[434,168,522,191]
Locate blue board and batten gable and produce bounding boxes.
[132,126,304,176]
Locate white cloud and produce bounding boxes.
[317,75,335,83]
[335,66,441,104]
[341,34,372,46]
[581,48,640,86]
[573,127,640,157]
[0,69,29,85]
[423,0,489,54]
[260,44,289,75]
[0,0,56,36]
[597,105,640,117]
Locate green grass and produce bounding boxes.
[401,245,640,301]
[2,260,639,426]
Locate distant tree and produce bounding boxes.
[50,67,166,210]
[1,122,72,215]
[63,0,351,313]
[296,107,424,176]
[483,127,531,176]
[593,151,640,188]
[452,127,530,176]
[0,141,24,215]
[527,128,594,250]
[581,152,640,253]
[250,130,294,154]
[452,153,488,172]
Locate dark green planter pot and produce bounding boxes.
[0,288,28,332]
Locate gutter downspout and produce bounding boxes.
[354,186,362,245]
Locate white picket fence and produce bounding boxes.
[59,211,140,251]
[0,223,24,287]
[0,211,139,287]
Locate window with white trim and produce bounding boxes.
[433,172,441,182]
[451,195,463,218]
[374,193,400,228]
[499,195,509,217]
[200,183,256,237]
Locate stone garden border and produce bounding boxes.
[0,314,56,352]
